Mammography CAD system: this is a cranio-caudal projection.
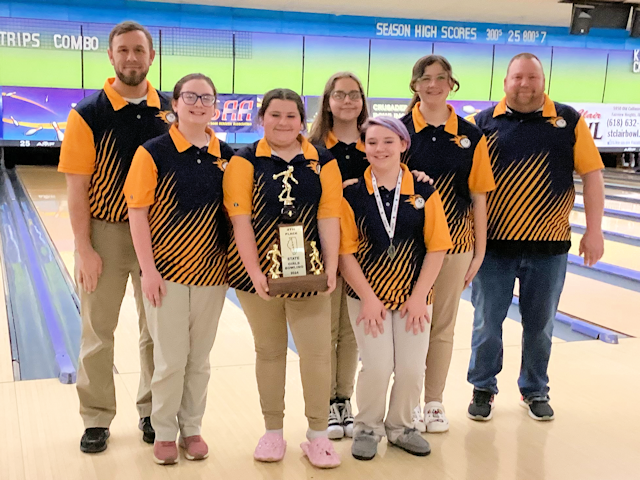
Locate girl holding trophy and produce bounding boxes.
[223,88,343,469]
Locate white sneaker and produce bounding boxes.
[327,403,344,440]
[412,405,427,433]
[424,401,449,433]
[342,399,354,438]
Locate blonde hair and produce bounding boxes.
[308,72,369,145]
[406,55,460,114]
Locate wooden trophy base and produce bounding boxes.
[268,273,328,297]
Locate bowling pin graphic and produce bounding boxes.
[51,121,64,141]
[25,126,43,136]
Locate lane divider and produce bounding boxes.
[567,253,640,283]
[570,224,640,247]
[601,194,640,205]
[510,296,621,344]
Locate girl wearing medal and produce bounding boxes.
[339,116,452,461]
[223,88,342,469]
[308,72,434,440]
[401,55,495,433]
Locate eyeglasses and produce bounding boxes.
[331,90,362,101]
[180,91,216,107]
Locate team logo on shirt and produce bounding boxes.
[156,111,177,124]
[548,116,567,128]
[406,194,425,210]
[307,160,321,175]
[451,135,472,149]
[214,159,228,171]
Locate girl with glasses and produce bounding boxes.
[308,72,369,440]
[124,73,234,465]
[401,55,495,433]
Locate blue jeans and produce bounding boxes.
[467,250,568,400]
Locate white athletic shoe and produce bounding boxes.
[342,400,354,438]
[327,403,344,440]
[424,401,449,433]
[412,405,427,433]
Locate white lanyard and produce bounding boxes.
[371,169,403,259]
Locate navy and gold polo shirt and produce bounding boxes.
[123,124,234,287]
[321,130,369,181]
[472,94,604,255]
[340,164,453,310]
[223,135,343,298]
[59,78,173,223]
[402,103,496,255]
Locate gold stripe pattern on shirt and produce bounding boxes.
[89,130,129,222]
[149,173,227,286]
[485,131,574,241]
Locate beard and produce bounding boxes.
[508,89,544,112]
[115,66,148,87]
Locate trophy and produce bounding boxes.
[266,166,328,296]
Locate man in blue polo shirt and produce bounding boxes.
[467,53,604,421]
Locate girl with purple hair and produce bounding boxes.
[338,116,452,460]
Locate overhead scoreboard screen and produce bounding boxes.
[2,11,640,150]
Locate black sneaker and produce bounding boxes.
[80,427,110,453]
[139,416,155,444]
[467,389,495,421]
[521,397,554,421]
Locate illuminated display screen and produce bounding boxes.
[1,14,640,150]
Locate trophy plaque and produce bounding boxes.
[267,166,328,296]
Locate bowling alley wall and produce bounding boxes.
[2,8,640,146]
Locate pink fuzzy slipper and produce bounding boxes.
[300,437,341,469]
[254,433,286,462]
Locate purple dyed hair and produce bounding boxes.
[360,116,411,150]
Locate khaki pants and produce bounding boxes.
[330,277,358,400]
[75,219,154,428]
[348,297,432,442]
[236,291,331,431]
[425,250,474,404]
[145,281,227,441]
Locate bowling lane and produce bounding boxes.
[570,210,640,238]
[570,232,640,272]
[15,166,74,274]
[576,183,640,202]
[17,166,149,375]
[575,193,640,215]
[513,272,640,338]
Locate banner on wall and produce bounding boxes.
[0,86,82,147]
[368,99,411,119]
[210,94,259,133]
[569,103,640,152]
